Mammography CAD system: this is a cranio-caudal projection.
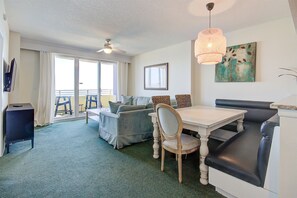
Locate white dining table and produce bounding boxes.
[149,105,247,185]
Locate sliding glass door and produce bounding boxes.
[54,56,117,120]
[54,57,75,119]
[79,59,99,113]
[100,62,117,108]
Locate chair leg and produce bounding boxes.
[178,154,182,183]
[94,96,98,108]
[161,147,165,172]
[85,95,88,110]
[68,97,72,115]
[54,104,59,117]
[54,97,60,117]
[63,97,68,114]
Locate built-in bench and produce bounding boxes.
[208,99,277,152]
[205,99,280,198]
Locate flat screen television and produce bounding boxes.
[4,58,17,92]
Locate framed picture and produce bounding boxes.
[215,42,257,82]
[144,63,168,90]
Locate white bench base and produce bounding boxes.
[209,168,277,198]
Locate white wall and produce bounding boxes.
[9,49,40,110]
[196,17,297,106]
[8,32,40,119]
[0,0,9,156]
[130,41,192,97]
[8,31,20,102]
[129,18,297,107]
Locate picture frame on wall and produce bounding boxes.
[215,42,257,82]
[144,63,168,90]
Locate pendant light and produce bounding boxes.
[194,2,226,65]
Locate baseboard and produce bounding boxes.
[209,168,278,198]
[216,187,236,198]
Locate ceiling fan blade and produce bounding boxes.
[113,48,126,54]
[97,49,104,53]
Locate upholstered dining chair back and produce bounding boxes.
[156,103,200,183]
[156,103,183,142]
[175,94,192,108]
[152,95,171,111]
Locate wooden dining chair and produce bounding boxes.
[156,103,200,183]
[175,94,192,108]
[151,95,171,111]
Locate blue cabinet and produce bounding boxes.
[5,103,34,153]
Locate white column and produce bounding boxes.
[271,96,297,198]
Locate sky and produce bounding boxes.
[55,57,114,94]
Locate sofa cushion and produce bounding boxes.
[133,96,151,105]
[117,105,146,113]
[109,101,123,113]
[137,97,151,105]
[121,95,133,105]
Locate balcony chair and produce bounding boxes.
[85,95,98,109]
[156,103,200,183]
[55,96,72,116]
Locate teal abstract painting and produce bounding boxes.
[215,42,257,82]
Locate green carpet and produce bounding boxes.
[0,120,222,198]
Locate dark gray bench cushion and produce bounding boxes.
[257,114,279,184]
[206,116,279,187]
[206,121,263,186]
[216,99,277,123]
[206,99,279,187]
[208,99,277,152]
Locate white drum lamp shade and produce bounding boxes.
[195,28,226,65]
[194,2,227,65]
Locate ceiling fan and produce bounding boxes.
[97,39,126,54]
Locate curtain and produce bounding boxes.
[116,62,128,100]
[34,52,55,126]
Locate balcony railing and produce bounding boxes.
[55,89,113,96]
[54,89,115,118]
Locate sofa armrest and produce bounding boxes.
[100,111,119,119]
[99,111,119,137]
[117,108,154,135]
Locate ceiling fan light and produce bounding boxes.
[103,47,112,54]
[195,28,226,65]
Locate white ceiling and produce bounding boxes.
[4,0,292,56]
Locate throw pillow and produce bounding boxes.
[109,101,123,113]
[121,95,133,105]
[135,97,151,105]
[117,105,146,113]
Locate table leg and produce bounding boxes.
[152,117,160,159]
[86,111,88,124]
[237,117,244,132]
[199,134,209,185]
